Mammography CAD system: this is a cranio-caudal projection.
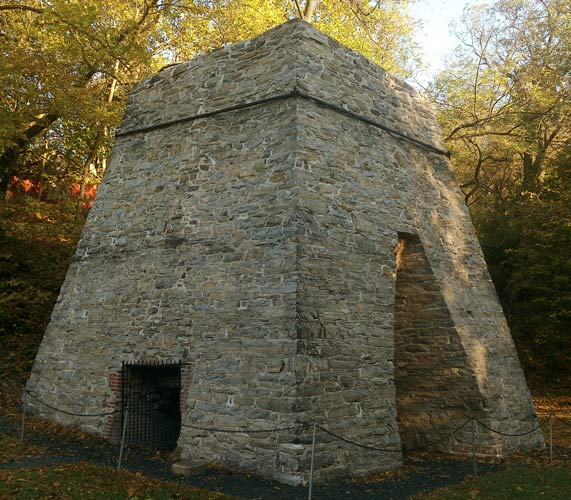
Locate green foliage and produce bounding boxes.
[432,0,571,384]
[480,196,571,384]
[0,0,419,192]
[417,466,571,499]
[0,462,243,499]
[476,156,571,381]
[0,198,80,390]
[433,0,571,197]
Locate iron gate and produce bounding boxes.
[121,360,182,449]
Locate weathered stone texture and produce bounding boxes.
[27,19,542,485]
[393,233,485,450]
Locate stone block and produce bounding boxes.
[172,460,208,477]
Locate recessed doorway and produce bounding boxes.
[121,360,181,449]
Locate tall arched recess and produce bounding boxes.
[393,232,484,451]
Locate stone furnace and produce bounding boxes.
[27,20,543,485]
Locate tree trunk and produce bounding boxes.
[77,129,103,203]
[1,148,18,198]
[75,61,119,220]
[521,152,542,193]
[37,139,49,201]
[0,112,59,196]
[303,0,318,21]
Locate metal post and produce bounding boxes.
[118,407,129,468]
[20,391,27,441]
[308,422,317,500]
[471,417,478,476]
[549,413,553,464]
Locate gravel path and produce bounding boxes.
[0,417,503,500]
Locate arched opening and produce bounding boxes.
[393,232,482,450]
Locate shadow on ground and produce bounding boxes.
[0,414,512,500]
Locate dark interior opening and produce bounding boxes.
[121,360,181,449]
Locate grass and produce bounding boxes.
[3,407,571,500]
[0,435,44,464]
[0,462,245,500]
[415,465,571,499]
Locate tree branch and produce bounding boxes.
[293,0,303,19]
[0,4,43,14]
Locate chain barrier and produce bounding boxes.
[318,417,472,454]
[21,389,553,442]
[20,390,570,476]
[24,390,119,417]
[474,418,543,437]
[17,390,571,498]
[551,413,571,428]
[24,391,309,434]
[23,390,192,418]
[181,422,309,434]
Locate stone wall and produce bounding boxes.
[393,233,484,450]
[27,19,542,486]
[291,35,543,464]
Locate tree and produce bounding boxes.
[0,1,169,193]
[1,0,418,201]
[433,0,571,204]
[506,154,571,378]
[431,0,571,382]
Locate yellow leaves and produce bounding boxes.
[34,211,55,223]
[312,0,417,77]
[0,461,244,500]
[164,0,417,77]
[0,435,45,464]
[3,0,420,194]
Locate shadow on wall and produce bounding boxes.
[393,231,485,451]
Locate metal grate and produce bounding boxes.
[121,360,182,449]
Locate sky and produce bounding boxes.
[410,0,481,84]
